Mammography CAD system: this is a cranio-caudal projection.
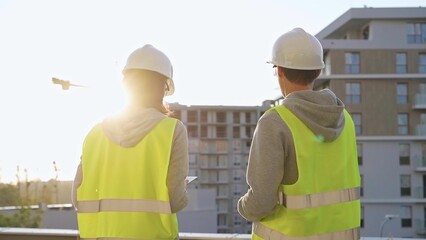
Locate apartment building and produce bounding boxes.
[312,7,426,238]
[170,103,270,233]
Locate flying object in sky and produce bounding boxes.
[52,77,87,90]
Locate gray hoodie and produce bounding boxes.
[237,89,345,221]
[72,107,189,213]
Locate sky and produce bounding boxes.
[0,0,424,183]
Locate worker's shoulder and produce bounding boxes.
[259,108,285,125]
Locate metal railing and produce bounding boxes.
[1,228,425,240]
[0,227,251,240]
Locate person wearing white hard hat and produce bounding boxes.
[72,44,188,239]
[238,28,360,239]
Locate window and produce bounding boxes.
[245,112,252,124]
[400,175,411,196]
[351,113,362,135]
[233,140,241,153]
[217,215,228,226]
[245,126,253,138]
[215,141,227,152]
[399,143,410,165]
[200,111,208,122]
[345,52,360,73]
[187,125,198,138]
[189,155,197,167]
[345,83,361,104]
[234,214,242,226]
[397,83,408,104]
[360,175,364,197]
[233,170,244,182]
[216,126,227,138]
[420,54,426,73]
[187,110,198,123]
[217,111,226,123]
[233,126,240,138]
[398,113,409,135]
[233,155,242,166]
[396,53,407,73]
[200,126,207,138]
[233,112,240,124]
[360,206,364,228]
[407,23,426,43]
[357,144,363,165]
[400,206,412,227]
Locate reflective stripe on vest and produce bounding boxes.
[280,188,359,209]
[77,199,172,213]
[253,224,359,240]
[77,117,178,239]
[253,105,360,239]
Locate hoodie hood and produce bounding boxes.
[283,89,345,142]
[102,107,167,147]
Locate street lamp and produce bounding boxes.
[379,214,400,238]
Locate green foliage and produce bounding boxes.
[0,205,42,227]
[0,183,43,227]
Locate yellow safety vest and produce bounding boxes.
[253,105,360,240]
[77,117,179,240]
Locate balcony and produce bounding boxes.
[415,219,426,235]
[413,156,426,171]
[413,94,426,110]
[414,186,426,199]
[416,124,426,137]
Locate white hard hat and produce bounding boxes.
[123,44,175,96]
[268,28,325,70]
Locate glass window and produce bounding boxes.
[398,113,409,135]
[407,23,426,43]
[200,126,207,138]
[399,143,410,165]
[233,112,240,124]
[400,175,411,196]
[419,54,426,73]
[187,125,198,138]
[396,53,407,73]
[216,126,227,138]
[233,126,240,138]
[187,110,198,123]
[360,174,364,197]
[351,113,362,135]
[400,206,412,227]
[397,83,408,104]
[345,83,361,104]
[360,206,364,228]
[200,111,208,122]
[245,126,253,138]
[216,111,226,123]
[345,52,360,73]
[245,112,252,124]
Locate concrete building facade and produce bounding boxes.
[170,103,270,233]
[314,7,426,238]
